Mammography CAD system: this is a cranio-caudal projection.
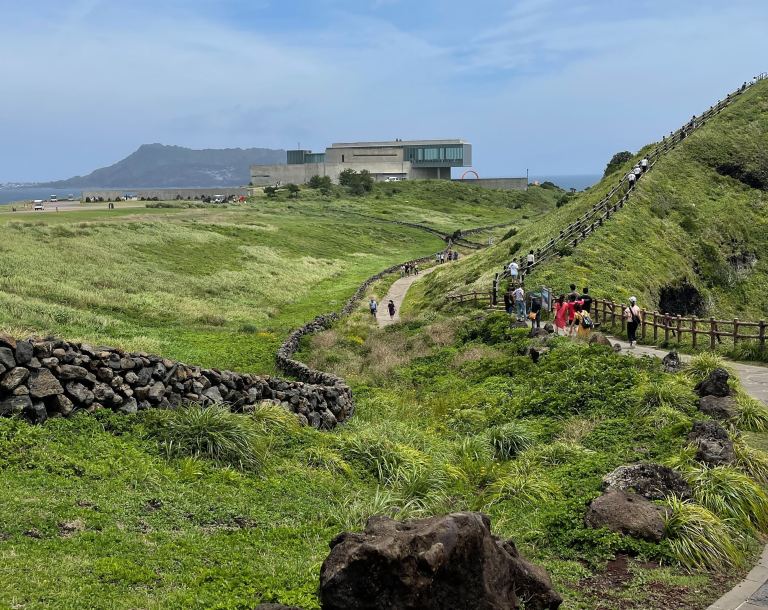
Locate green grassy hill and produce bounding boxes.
[418,80,768,323]
[0,183,554,374]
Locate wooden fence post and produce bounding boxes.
[733,319,739,345]
[641,309,647,340]
[653,311,659,342]
[710,318,717,350]
[664,314,670,344]
[620,304,626,334]
[760,320,766,353]
[691,317,697,349]
[676,315,682,345]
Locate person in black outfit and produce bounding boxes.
[580,287,592,313]
[503,291,513,315]
[530,294,542,329]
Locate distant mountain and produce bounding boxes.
[40,144,286,188]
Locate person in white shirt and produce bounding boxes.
[624,296,643,347]
[627,172,637,187]
[633,165,642,178]
[526,251,535,275]
[508,261,519,280]
[513,286,526,321]
[640,158,649,172]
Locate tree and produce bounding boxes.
[308,175,332,192]
[264,186,278,198]
[604,151,633,177]
[287,183,300,199]
[338,168,357,187]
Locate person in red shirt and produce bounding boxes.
[553,295,568,335]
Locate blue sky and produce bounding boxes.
[1,0,767,182]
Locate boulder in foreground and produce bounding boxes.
[320,511,562,610]
[585,490,666,542]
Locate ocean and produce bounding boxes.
[0,187,83,205]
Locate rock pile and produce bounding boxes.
[0,334,353,428]
[695,368,736,420]
[688,420,734,465]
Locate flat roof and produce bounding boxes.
[329,139,468,149]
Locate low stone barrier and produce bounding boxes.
[0,334,353,428]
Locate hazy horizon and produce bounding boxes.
[2,1,767,183]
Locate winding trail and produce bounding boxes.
[607,336,768,609]
[377,265,439,327]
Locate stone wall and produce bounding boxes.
[0,334,353,429]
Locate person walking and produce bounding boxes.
[369,297,378,319]
[503,290,513,315]
[580,287,592,314]
[568,284,580,302]
[571,302,593,339]
[526,250,535,273]
[414,263,419,275]
[553,294,568,335]
[641,157,649,172]
[387,299,396,320]
[633,164,642,180]
[624,296,643,347]
[627,171,637,188]
[530,293,542,329]
[513,285,526,322]
[508,261,519,282]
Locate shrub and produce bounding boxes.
[500,227,518,242]
[340,434,427,482]
[733,393,768,431]
[446,435,503,491]
[647,405,692,432]
[523,441,595,466]
[733,440,768,485]
[148,405,267,472]
[305,445,353,476]
[633,376,697,416]
[604,151,633,177]
[686,464,768,531]
[485,422,534,459]
[556,244,574,257]
[486,460,557,507]
[663,497,744,570]
[250,402,301,434]
[685,353,732,384]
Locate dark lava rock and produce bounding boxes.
[544,323,555,334]
[602,463,691,500]
[689,420,735,465]
[695,368,731,397]
[589,333,612,347]
[662,351,683,373]
[585,490,666,542]
[0,367,30,392]
[58,364,89,380]
[28,368,64,398]
[0,395,32,417]
[699,395,737,420]
[320,511,562,610]
[529,346,550,364]
[14,340,34,365]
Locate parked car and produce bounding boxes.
[33,201,45,211]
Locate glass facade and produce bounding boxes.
[287,150,326,165]
[403,145,465,166]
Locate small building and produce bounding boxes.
[250,139,472,186]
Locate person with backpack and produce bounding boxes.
[369,297,378,318]
[580,287,592,314]
[571,302,593,338]
[624,296,643,347]
[387,299,396,320]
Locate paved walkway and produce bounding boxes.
[377,265,440,327]
[608,336,768,609]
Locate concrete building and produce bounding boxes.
[250,139,472,186]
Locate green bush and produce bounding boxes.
[147,405,267,472]
[486,460,557,507]
[733,393,768,431]
[685,353,733,384]
[663,497,744,570]
[485,422,534,459]
[686,464,768,531]
[733,440,768,485]
[633,376,697,416]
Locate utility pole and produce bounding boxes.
[526,168,529,191]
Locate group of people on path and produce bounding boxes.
[368,297,397,321]
[503,284,543,327]
[506,250,536,281]
[552,285,594,338]
[626,157,649,188]
[437,250,459,264]
[401,262,419,276]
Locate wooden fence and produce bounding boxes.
[593,298,766,351]
[447,291,493,305]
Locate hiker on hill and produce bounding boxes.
[627,172,637,188]
[553,295,568,335]
[388,300,396,319]
[580,287,593,314]
[568,284,580,302]
[513,285,526,322]
[508,261,519,281]
[571,302,594,339]
[633,165,642,180]
[503,290,513,315]
[530,293,542,329]
[413,263,419,275]
[526,250,535,272]
[453,251,459,261]
[641,158,649,172]
[624,296,643,348]
[369,298,378,318]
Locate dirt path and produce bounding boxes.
[376,265,440,327]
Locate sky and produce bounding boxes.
[0,0,767,182]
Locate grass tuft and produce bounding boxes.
[733,394,768,432]
[485,422,535,459]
